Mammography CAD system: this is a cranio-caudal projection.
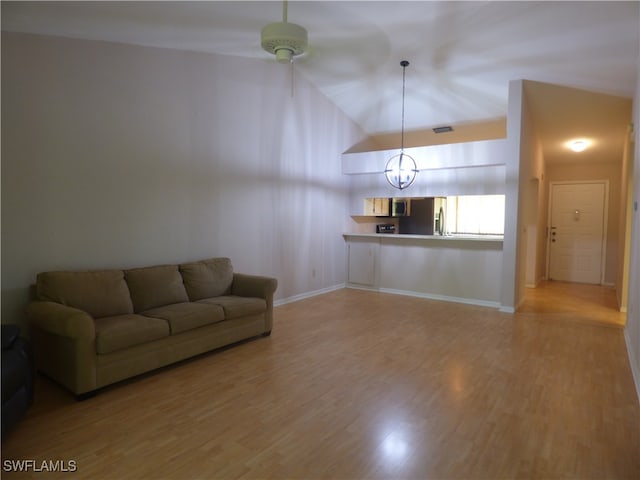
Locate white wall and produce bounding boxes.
[500,80,526,312]
[344,140,508,215]
[1,32,366,328]
[618,131,634,311]
[625,49,640,403]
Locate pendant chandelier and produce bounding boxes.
[384,60,418,190]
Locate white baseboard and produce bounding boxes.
[624,328,640,405]
[274,283,346,307]
[346,283,501,310]
[344,284,377,293]
[279,282,507,312]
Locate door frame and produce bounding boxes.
[545,180,609,285]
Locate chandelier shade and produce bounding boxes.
[384,60,418,190]
[384,152,418,190]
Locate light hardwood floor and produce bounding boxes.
[2,287,639,479]
[520,280,627,328]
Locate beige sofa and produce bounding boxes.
[26,258,277,398]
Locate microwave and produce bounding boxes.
[391,198,410,217]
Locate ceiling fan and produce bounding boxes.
[261,0,308,64]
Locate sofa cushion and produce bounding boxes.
[36,270,133,319]
[95,314,170,354]
[180,258,234,301]
[141,302,225,335]
[197,296,266,320]
[125,265,189,313]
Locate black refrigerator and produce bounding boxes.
[399,198,446,235]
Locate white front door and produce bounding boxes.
[548,182,606,284]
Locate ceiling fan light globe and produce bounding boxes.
[275,48,293,63]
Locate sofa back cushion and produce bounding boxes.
[180,257,234,301]
[36,270,134,319]
[125,265,189,312]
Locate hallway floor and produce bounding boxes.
[519,280,626,328]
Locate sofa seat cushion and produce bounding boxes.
[95,314,170,354]
[141,302,225,335]
[197,296,266,320]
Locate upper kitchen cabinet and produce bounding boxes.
[363,198,390,216]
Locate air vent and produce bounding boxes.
[433,126,453,134]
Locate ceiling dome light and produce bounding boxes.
[569,140,588,152]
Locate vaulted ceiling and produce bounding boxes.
[2,1,638,164]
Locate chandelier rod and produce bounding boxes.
[400,60,409,152]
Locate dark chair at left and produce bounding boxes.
[2,325,34,438]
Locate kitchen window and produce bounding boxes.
[446,195,505,236]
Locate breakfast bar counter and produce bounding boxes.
[343,233,503,243]
[343,233,503,307]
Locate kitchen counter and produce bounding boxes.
[343,233,503,243]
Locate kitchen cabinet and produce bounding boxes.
[347,239,379,286]
[363,198,390,216]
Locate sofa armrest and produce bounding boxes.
[231,273,278,300]
[26,301,97,396]
[232,274,278,334]
[26,301,95,340]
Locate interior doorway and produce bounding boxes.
[547,181,608,284]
